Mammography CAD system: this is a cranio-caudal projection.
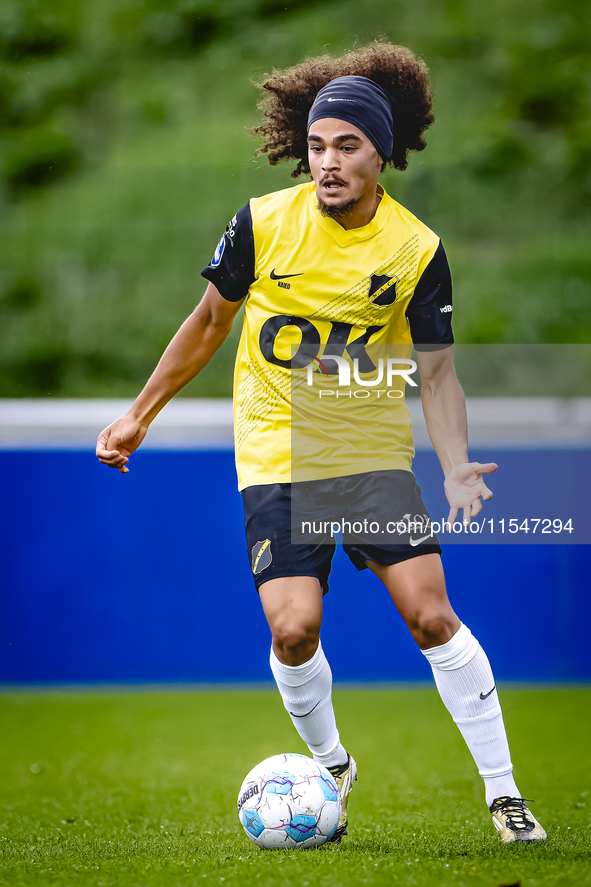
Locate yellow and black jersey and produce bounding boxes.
[202,181,453,491]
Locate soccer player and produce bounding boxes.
[96,41,546,845]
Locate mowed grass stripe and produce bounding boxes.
[0,688,590,886]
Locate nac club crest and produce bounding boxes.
[251,539,272,574]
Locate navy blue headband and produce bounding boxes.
[307,75,396,161]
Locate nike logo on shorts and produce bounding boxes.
[409,533,433,547]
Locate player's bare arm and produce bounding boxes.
[417,346,497,525]
[95,282,244,473]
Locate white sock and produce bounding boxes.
[422,623,520,806]
[269,642,348,769]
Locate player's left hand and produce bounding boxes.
[444,461,498,527]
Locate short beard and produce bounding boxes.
[316,196,360,221]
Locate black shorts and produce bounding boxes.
[241,469,441,594]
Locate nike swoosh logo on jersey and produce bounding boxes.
[479,685,496,700]
[270,269,304,280]
[409,533,433,547]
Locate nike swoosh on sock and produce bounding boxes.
[289,699,322,718]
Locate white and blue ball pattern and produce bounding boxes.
[237,753,341,849]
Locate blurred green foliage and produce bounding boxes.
[0,0,590,397]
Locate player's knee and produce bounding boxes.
[271,620,320,665]
[408,608,458,650]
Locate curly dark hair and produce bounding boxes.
[252,39,434,178]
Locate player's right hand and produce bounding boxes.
[95,416,148,474]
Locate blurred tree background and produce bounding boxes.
[0,0,589,397]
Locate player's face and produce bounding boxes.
[307,118,383,227]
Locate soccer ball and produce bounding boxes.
[237,753,341,849]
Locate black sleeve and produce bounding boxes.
[405,240,454,351]
[201,203,255,302]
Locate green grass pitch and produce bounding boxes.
[1,687,590,886]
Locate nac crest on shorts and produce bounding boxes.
[251,539,272,574]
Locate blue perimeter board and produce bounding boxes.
[1,450,589,684]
